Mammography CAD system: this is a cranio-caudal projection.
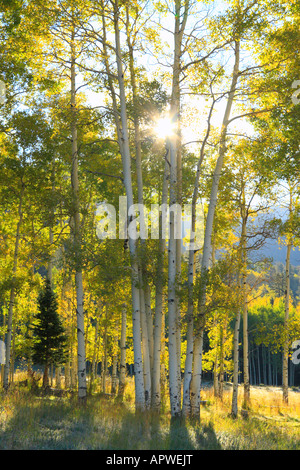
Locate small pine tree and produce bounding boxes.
[32,279,67,388]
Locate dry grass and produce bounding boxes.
[0,374,300,450]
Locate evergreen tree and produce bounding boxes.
[32,279,67,388]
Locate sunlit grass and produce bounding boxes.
[0,374,300,450]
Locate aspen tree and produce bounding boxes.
[118,303,127,398]
[152,157,169,411]
[69,19,87,402]
[182,99,215,416]
[168,0,190,419]
[282,185,296,404]
[3,179,24,390]
[111,0,145,410]
[190,37,240,419]
[231,306,241,417]
[125,4,153,407]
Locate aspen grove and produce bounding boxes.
[0,0,300,428]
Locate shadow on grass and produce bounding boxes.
[169,416,222,450]
[0,391,222,450]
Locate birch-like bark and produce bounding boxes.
[111,354,118,395]
[47,154,55,286]
[126,12,152,406]
[102,308,108,393]
[70,29,87,403]
[218,323,225,400]
[139,278,151,408]
[167,131,180,416]
[169,0,190,415]
[89,315,99,394]
[152,157,169,411]
[231,309,241,417]
[118,304,127,398]
[190,330,203,417]
[282,241,291,403]
[240,192,250,407]
[283,191,293,403]
[145,285,154,377]
[113,0,145,410]
[167,0,189,418]
[182,100,214,417]
[191,39,240,420]
[4,179,24,390]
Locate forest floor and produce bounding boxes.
[0,375,300,450]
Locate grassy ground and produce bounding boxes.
[0,374,300,450]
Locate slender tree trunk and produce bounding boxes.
[89,315,99,394]
[56,367,62,389]
[160,309,167,406]
[140,282,151,408]
[152,157,169,411]
[283,239,292,403]
[102,318,107,394]
[65,359,71,389]
[111,354,118,396]
[190,331,203,418]
[43,361,49,389]
[241,199,250,407]
[113,1,145,410]
[145,285,154,381]
[4,180,24,390]
[257,345,261,384]
[231,310,241,417]
[191,39,240,420]
[167,129,181,416]
[182,100,214,417]
[219,323,225,400]
[166,0,191,419]
[70,27,87,403]
[125,9,152,408]
[118,304,127,398]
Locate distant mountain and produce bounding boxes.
[259,238,300,265]
[252,206,300,266]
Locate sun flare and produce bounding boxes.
[154,116,175,140]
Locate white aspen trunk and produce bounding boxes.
[70,32,87,403]
[218,323,225,400]
[126,10,152,407]
[213,349,219,398]
[111,354,118,395]
[89,315,99,394]
[283,235,292,403]
[167,132,180,417]
[160,309,167,405]
[139,282,151,408]
[152,158,169,411]
[231,309,241,417]
[190,331,203,418]
[111,315,119,395]
[4,180,24,390]
[201,40,240,275]
[168,7,182,414]
[102,317,107,394]
[182,101,214,417]
[181,248,195,416]
[168,0,190,417]
[145,285,154,378]
[47,154,55,285]
[240,194,250,407]
[118,304,127,398]
[113,1,145,410]
[191,39,240,419]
